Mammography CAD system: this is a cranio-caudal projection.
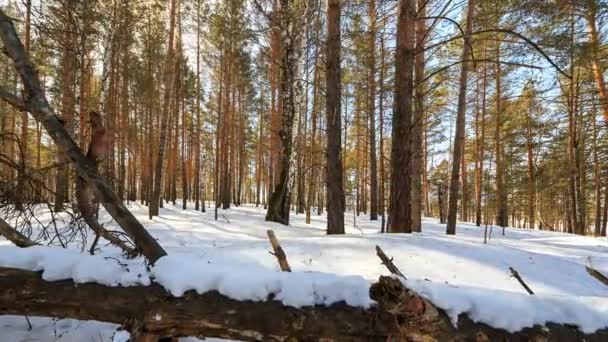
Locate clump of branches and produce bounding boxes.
[0,133,87,250]
[0,133,137,255]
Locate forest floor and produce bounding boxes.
[1,202,608,341]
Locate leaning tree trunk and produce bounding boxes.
[446,0,475,235]
[0,9,167,264]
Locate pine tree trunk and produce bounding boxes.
[389,0,416,233]
[325,0,345,234]
[494,42,508,229]
[475,51,487,227]
[446,0,475,235]
[150,0,179,218]
[411,0,426,232]
[368,0,379,221]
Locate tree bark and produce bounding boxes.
[495,42,508,229]
[411,0,426,232]
[150,0,179,218]
[475,52,487,227]
[368,0,379,222]
[389,0,416,233]
[325,0,345,234]
[446,0,475,235]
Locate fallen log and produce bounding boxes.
[0,268,607,341]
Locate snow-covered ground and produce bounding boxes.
[2,201,608,340]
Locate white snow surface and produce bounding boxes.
[2,201,608,340]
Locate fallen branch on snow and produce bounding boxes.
[267,230,291,272]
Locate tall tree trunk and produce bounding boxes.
[379,32,387,233]
[494,42,508,229]
[266,0,299,225]
[368,0,379,221]
[411,0,426,232]
[194,0,202,211]
[150,0,179,218]
[526,97,536,230]
[593,105,601,236]
[325,0,345,234]
[15,0,32,209]
[446,0,475,235]
[475,51,487,227]
[55,3,76,212]
[389,0,416,233]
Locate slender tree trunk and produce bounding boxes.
[446,0,475,235]
[325,0,345,234]
[55,3,76,212]
[526,98,536,230]
[411,0,426,232]
[379,32,386,233]
[475,51,487,227]
[15,0,32,209]
[194,0,202,211]
[495,42,508,229]
[150,0,179,218]
[367,0,379,221]
[593,105,601,236]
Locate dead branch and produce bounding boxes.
[586,266,608,287]
[375,245,406,279]
[509,267,535,295]
[266,230,291,272]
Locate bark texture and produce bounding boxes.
[326,0,345,234]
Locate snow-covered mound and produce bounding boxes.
[1,201,608,340]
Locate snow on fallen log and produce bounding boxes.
[1,246,608,340]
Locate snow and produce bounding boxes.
[1,201,608,340]
[153,254,372,307]
[0,246,149,286]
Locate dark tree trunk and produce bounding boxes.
[446,0,475,235]
[389,0,416,233]
[368,0,378,221]
[325,0,345,234]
